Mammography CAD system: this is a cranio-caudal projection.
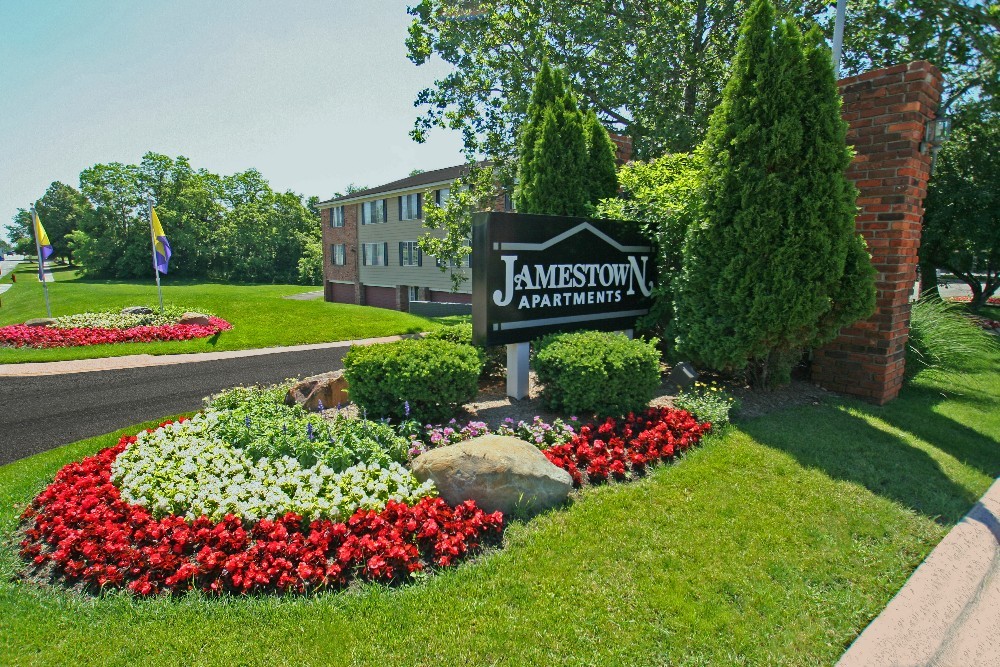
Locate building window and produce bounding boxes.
[503,192,513,212]
[399,193,422,220]
[330,244,346,266]
[361,199,386,225]
[399,241,422,267]
[362,242,387,266]
[330,206,344,227]
[435,187,450,206]
[408,286,420,302]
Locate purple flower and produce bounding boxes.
[404,401,411,417]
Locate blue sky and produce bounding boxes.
[0,0,465,241]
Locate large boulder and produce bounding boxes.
[284,371,350,412]
[121,306,153,315]
[178,312,211,326]
[411,435,572,517]
[23,318,57,327]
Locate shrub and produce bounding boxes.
[205,385,408,469]
[907,296,1000,376]
[672,381,738,428]
[672,0,876,388]
[426,323,505,377]
[534,331,661,417]
[343,338,482,424]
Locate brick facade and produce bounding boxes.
[321,203,359,303]
[811,61,943,405]
[608,132,634,164]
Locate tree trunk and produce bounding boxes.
[918,258,940,298]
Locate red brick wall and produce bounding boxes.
[608,132,633,164]
[811,61,943,405]
[322,204,359,302]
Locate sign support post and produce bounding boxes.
[506,342,530,400]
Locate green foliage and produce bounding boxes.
[342,338,482,424]
[516,66,589,216]
[907,295,1000,377]
[48,304,199,329]
[673,0,876,389]
[206,385,408,470]
[297,237,325,286]
[418,163,497,290]
[406,0,995,167]
[596,151,703,338]
[425,323,505,377]
[14,152,321,283]
[922,106,1000,309]
[584,109,620,205]
[534,331,661,417]
[672,381,738,428]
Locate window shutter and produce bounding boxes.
[362,244,367,265]
[417,247,423,267]
[399,242,404,266]
[398,196,403,220]
[383,243,388,266]
[417,193,423,219]
[381,199,387,223]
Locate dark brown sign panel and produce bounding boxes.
[472,212,655,346]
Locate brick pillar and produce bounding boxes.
[812,61,943,404]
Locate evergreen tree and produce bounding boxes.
[524,91,590,216]
[584,109,620,205]
[515,62,565,210]
[517,65,593,216]
[673,0,875,388]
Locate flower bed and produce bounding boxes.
[0,306,232,349]
[18,424,502,595]
[17,385,712,597]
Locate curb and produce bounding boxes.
[837,477,1000,667]
[0,334,417,377]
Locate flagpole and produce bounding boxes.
[31,207,52,318]
[148,197,164,314]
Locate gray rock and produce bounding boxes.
[411,435,572,517]
[178,312,211,326]
[121,306,153,315]
[23,318,57,327]
[284,371,350,412]
[667,361,699,391]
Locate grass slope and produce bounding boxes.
[2,353,998,665]
[0,265,444,363]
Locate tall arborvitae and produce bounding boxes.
[584,109,620,205]
[517,66,620,215]
[525,90,590,216]
[673,0,875,388]
[516,62,566,210]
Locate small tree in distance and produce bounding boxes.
[673,0,876,388]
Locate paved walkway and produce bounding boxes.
[0,334,414,377]
[838,477,1000,667]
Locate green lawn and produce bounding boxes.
[0,265,445,363]
[2,353,998,665]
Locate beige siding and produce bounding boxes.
[356,189,471,293]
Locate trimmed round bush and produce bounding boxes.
[426,323,505,378]
[343,338,482,424]
[534,331,661,417]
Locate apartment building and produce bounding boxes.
[317,136,633,312]
[316,163,510,312]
